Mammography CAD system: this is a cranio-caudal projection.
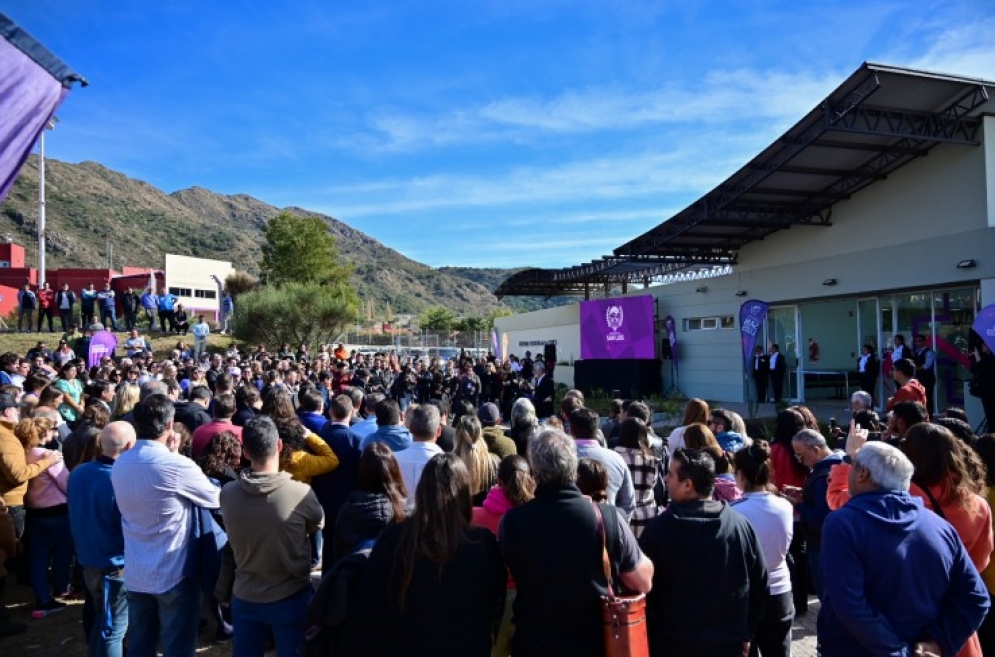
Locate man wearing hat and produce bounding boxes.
[478,402,517,459]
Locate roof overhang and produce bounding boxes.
[497,63,995,298]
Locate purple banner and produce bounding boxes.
[88,330,118,369]
[740,299,770,370]
[973,305,995,354]
[664,315,678,373]
[0,17,72,202]
[580,295,656,360]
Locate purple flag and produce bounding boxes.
[664,315,678,374]
[973,305,995,354]
[740,299,770,370]
[0,13,84,202]
[88,330,118,369]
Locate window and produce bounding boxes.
[0,261,9,268]
[195,289,217,299]
[684,315,736,331]
[169,287,192,297]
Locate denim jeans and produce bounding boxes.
[126,577,201,657]
[232,586,311,657]
[27,510,72,604]
[83,567,128,657]
[100,308,118,331]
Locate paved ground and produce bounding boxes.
[792,597,820,656]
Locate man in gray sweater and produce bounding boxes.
[220,416,324,656]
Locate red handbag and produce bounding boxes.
[593,503,649,657]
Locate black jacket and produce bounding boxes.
[639,500,768,657]
[173,401,212,434]
[331,490,396,564]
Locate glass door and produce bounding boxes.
[766,306,799,402]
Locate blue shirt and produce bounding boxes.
[111,439,219,594]
[158,293,177,311]
[68,456,125,569]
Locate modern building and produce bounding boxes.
[495,63,995,426]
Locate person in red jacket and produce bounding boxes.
[36,282,56,333]
[887,359,927,412]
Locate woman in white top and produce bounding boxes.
[666,398,709,452]
[731,441,794,657]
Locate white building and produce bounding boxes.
[164,253,234,321]
[495,63,995,426]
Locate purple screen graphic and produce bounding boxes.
[580,295,656,360]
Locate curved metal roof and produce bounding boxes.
[496,62,995,298]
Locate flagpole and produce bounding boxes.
[38,129,46,287]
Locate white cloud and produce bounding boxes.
[903,16,995,80]
[341,66,844,153]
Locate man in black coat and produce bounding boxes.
[750,346,769,403]
[532,362,555,420]
[768,344,787,404]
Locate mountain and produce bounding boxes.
[0,157,570,317]
[437,267,578,313]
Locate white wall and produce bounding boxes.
[494,304,581,370]
[164,254,234,318]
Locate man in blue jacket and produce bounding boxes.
[785,428,842,601]
[68,421,136,656]
[359,399,411,453]
[818,441,989,657]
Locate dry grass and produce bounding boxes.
[0,329,241,362]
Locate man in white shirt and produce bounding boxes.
[110,394,220,657]
[393,404,443,499]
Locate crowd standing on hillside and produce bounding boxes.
[0,328,994,657]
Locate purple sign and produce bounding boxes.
[88,330,118,369]
[740,299,770,369]
[973,305,995,354]
[0,14,81,202]
[580,295,656,360]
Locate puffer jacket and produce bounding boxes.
[332,490,398,564]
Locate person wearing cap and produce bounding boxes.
[192,315,211,362]
[478,402,517,460]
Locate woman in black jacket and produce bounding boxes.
[332,442,407,563]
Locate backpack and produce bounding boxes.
[301,545,372,657]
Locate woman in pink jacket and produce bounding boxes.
[472,455,536,657]
[16,417,72,619]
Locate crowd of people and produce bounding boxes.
[0,334,993,657]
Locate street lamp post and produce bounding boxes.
[38,118,57,287]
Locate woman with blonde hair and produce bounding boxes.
[453,414,498,506]
[111,383,140,420]
[667,398,710,451]
[16,417,72,618]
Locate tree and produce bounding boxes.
[419,306,455,331]
[224,271,260,298]
[232,282,358,348]
[260,211,352,286]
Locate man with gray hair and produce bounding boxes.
[501,428,653,656]
[819,442,989,657]
[532,361,555,420]
[784,428,842,601]
[393,404,443,496]
[849,390,873,413]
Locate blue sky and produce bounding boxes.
[3,1,994,269]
